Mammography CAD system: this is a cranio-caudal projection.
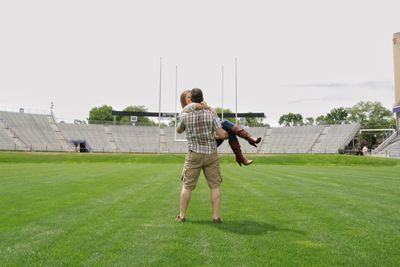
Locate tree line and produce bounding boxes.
[88,105,156,126]
[87,101,395,129]
[87,105,267,127]
[278,101,395,129]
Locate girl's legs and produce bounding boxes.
[221,120,262,147]
[216,139,224,147]
[220,120,253,166]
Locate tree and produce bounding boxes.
[348,101,395,129]
[119,105,155,126]
[168,118,177,127]
[304,117,315,126]
[315,115,325,125]
[347,101,395,148]
[245,113,266,127]
[214,107,236,124]
[326,107,348,124]
[316,107,348,125]
[88,105,113,124]
[278,113,304,126]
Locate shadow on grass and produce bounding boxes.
[187,219,305,236]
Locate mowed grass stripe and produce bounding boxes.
[223,165,400,266]
[240,165,399,208]
[0,163,169,228]
[220,166,335,266]
[228,165,399,227]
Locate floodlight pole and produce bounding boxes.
[158,57,162,153]
[174,65,178,141]
[393,32,400,131]
[50,101,54,117]
[235,57,238,125]
[221,65,224,121]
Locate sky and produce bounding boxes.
[0,0,399,126]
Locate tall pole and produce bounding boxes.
[221,65,224,121]
[158,57,162,153]
[393,32,400,131]
[50,101,54,117]
[235,57,238,124]
[174,65,178,140]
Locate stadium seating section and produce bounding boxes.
[0,111,365,154]
[376,133,400,157]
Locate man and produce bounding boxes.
[176,88,228,224]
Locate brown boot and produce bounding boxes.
[229,139,253,166]
[232,126,262,147]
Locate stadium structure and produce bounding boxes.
[1,33,400,156]
[0,110,362,154]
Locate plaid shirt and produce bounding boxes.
[177,110,221,154]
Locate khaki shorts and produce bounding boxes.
[181,151,222,190]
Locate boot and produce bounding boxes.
[232,126,262,147]
[229,139,253,166]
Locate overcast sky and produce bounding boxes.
[0,0,399,126]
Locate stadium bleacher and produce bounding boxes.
[0,111,73,151]
[376,133,400,157]
[311,124,360,153]
[57,123,115,152]
[0,120,26,151]
[108,125,159,153]
[0,110,364,155]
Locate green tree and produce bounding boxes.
[315,115,326,125]
[119,105,155,126]
[245,113,266,127]
[279,113,304,126]
[88,105,113,124]
[326,107,348,124]
[317,107,349,125]
[348,101,395,129]
[214,107,236,124]
[304,117,315,126]
[347,101,395,148]
[168,118,177,127]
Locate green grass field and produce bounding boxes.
[0,152,399,266]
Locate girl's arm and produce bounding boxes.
[182,101,218,117]
[201,101,218,117]
[181,103,204,113]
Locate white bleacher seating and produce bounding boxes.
[0,111,69,151]
[0,111,362,155]
[108,125,159,153]
[57,123,114,152]
[377,133,400,157]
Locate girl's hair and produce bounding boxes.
[180,90,191,108]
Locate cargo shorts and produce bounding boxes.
[180,151,222,190]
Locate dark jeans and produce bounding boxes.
[216,120,238,147]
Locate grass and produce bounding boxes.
[0,152,399,266]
